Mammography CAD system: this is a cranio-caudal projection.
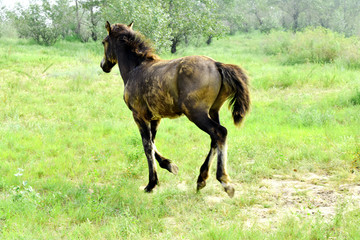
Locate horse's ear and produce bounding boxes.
[105,21,111,34]
[128,21,134,29]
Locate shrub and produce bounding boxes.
[262,31,293,56]
[350,90,360,106]
[12,2,60,45]
[263,27,360,68]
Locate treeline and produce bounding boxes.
[0,0,359,53]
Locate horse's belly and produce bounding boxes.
[152,110,182,119]
[145,92,181,119]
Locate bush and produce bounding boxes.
[350,90,360,106]
[263,27,360,67]
[12,2,60,45]
[262,31,291,55]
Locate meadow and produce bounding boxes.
[0,29,360,239]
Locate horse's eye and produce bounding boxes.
[102,41,105,45]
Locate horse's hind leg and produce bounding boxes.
[197,140,216,191]
[188,112,235,198]
[209,110,234,197]
[196,110,219,190]
[133,116,158,192]
[216,138,235,198]
[151,120,179,174]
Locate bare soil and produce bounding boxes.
[201,173,360,227]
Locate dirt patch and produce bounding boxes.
[259,177,339,217]
[204,195,224,204]
[176,181,188,192]
[234,173,360,227]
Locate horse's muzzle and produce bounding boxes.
[100,58,112,73]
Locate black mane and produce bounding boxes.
[112,24,159,61]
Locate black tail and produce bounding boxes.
[216,62,250,126]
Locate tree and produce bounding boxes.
[335,0,360,36]
[7,0,360,47]
[75,0,81,35]
[81,0,103,41]
[73,0,101,42]
[102,0,172,52]
[220,1,244,33]
[44,0,75,39]
[101,0,227,53]
[248,0,282,32]
[0,1,5,37]
[272,0,315,32]
[12,0,60,45]
[165,0,226,53]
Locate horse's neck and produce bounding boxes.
[117,49,145,84]
[117,50,138,83]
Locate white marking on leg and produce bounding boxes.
[217,141,232,186]
[208,147,217,165]
[221,182,231,189]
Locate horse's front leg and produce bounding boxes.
[151,120,179,175]
[133,115,158,192]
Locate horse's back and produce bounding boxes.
[125,55,223,119]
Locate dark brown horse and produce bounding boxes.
[100,21,250,197]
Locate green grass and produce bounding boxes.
[1,33,360,239]
[262,27,360,68]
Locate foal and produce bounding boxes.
[100,22,250,197]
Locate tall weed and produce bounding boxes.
[263,28,360,67]
[350,89,360,106]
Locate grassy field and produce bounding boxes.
[0,31,360,239]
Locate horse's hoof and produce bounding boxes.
[144,181,158,193]
[196,181,206,191]
[161,160,179,175]
[224,185,235,198]
[144,185,152,193]
[169,163,179,175]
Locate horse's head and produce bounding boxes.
[100,21,134,73]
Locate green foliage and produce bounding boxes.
[102,0,172,52]
[11,2,60,45]
[48,0,76,39]
[5,0,100,44]
[166,0,227,52]
[0,4,5,38]
[81,0,103,41]
[263,28,360,67]
[350,90,360,106]
[10,169,40,203]
[3,0,360,53]
[215,0,245,34]
[2,0,360,51]
[102,0,226,53]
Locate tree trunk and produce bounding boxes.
[255,11,263,26]
[90,7,97,41]
[206,35,212,45]
[292,10,299,32]
[75,0,81,35]
[171,38,178,54]
[184,35,189,45]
